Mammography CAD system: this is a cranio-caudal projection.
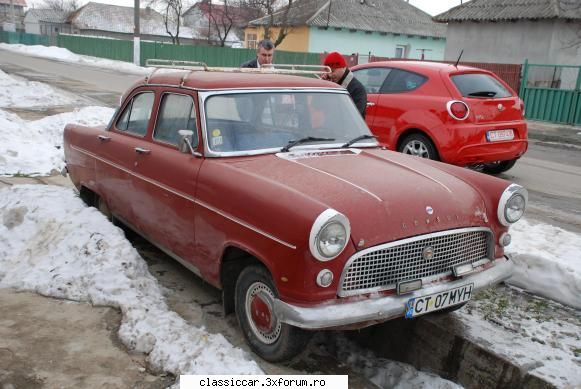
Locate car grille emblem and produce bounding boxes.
[426,206,434,215]
[497,104,504,111]
[422,246,435,261]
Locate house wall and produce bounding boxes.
[24,21,40,35]
[443,20,581,65]
[244,26,310,52]
[308,28,446,60]
[0,4,25,30]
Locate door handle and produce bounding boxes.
[366,102,376,107]
[97,135,111,141]
[134,147,151,154]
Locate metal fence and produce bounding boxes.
[519,60,581,125]
[1,32,321,68]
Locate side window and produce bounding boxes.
[154,93,198,146]
[115,92,154,136]
[382,69,427,93]
[352,68,391,94]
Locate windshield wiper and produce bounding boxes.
[281,136,335,152]
[468,91,497,97]
[341,134,378,148]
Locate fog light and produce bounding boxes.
[499,232,511,247]
[453,263,475,277]
[397,279,422,295]
[316,269,334,288]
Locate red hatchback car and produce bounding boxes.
[352,61,528,174]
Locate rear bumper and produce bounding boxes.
[273,256,513,330]
[438,122,528,165]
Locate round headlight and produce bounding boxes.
[309,209,351,261]
[505,194,526,223]
[497,184,528,226]
[318,221,347,258]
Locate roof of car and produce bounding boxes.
[353,61,486,75]
[139,70,343,91]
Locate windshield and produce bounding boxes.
[204,91,373,153]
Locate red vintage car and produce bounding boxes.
[351,61,528,174]
[63,62,527,362]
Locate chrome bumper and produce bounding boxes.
[274,256,513,330]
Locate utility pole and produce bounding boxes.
[416,48,432,60]
[134,0,140,66]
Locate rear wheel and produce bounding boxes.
[235,265,311,362]
[482,159,517,175]
[398,133,439,161]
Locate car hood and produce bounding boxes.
[225,148,491,248]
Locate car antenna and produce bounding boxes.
[454,50,464,68]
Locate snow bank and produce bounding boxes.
[0,185,263,376]
[507,219,581,309]
[0,107,114,176]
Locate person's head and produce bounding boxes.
[256,39,275,66]
[323,51,347,83]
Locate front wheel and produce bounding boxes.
[235,265,311,362]
[398,133,439,161]
[482,159,517,175]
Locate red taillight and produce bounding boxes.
[447,100,469,120]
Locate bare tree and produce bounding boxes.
[40,0,80,12]
[206,0,256,47]
[241,0,295,47]
[149,0,188,45]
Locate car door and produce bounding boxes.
[95,89,155,226]
[371,68,429,149]
[351,67,391,144]
[131,90,204,268]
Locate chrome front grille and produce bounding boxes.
[339,228,492,297]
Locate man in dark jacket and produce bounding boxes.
[322,51,367,118]
[241,39,275,68]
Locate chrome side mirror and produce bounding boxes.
[178,130,195,155]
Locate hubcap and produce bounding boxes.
[245,282,281,344]
[402,140,430,158]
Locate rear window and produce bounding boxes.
[452,73,512,98]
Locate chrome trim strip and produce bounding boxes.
[274,256,513,329]
[338,227,494,297]
[284,158,382,202]
[372,154,453,194]
[198,89,350,158]
[71,145,296,250]
[195,199,297,250]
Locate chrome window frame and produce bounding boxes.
[152,91,199,148]
[337,227,494,297]
[198,88,377,158]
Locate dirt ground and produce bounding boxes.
[0,290,174,389]
[0,176,175,389]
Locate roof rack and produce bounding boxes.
[144,59,331,81]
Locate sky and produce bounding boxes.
[26,0,469,17]
[0,43,579,388]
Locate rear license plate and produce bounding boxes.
[487,129,514,142]
[405,283,473,318]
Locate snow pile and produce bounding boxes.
[0,107,114,176]
[0,185,263,376]
[508,219,581,309]
[0,68,77,108]
[0,44,149,75]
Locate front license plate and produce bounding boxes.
[486,129,514,142]
[405,283,473,318]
